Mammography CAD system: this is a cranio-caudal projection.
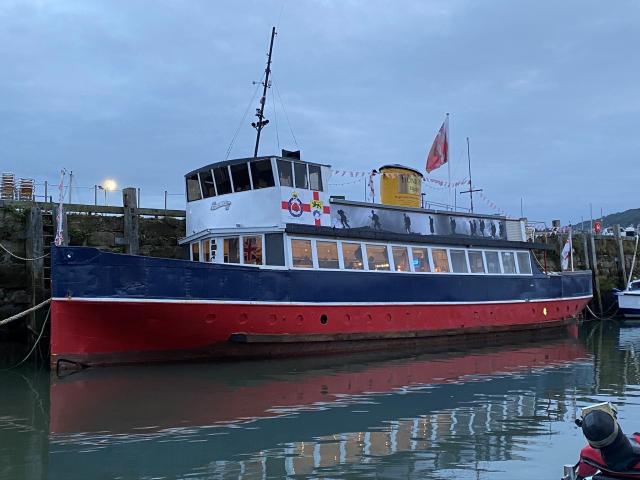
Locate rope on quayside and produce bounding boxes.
[585,303,619,322]
[0,241,49,261]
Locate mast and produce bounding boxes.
[460,137,482,213]
[252,26,277,158]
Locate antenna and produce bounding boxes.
[252,27,277,158]
[459,137,482,213]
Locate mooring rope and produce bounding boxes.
[0,298,52,327]
[585,304,619,321]
[0,242,50,261]
[0,307,50,371]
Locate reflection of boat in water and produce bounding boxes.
[50,337,590,479]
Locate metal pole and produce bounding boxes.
[466,137,474,213]
[137,188,140,207]
[104,189,107,206]
[44,181,48,203]
[164,190,168,213]
[253,27,277,158]
[68,171,73,203]
[590,203,593,233]
[94,185,98,205]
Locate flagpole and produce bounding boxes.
[570,226,574,271]
[446,113,451,210]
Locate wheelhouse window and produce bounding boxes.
[277,160,293,187]
[309,164,323,191]
[411,247,430,272]
[392,246,410,272]
[432,248,450,273]
[202,239,211,263]
[223,237,240,263]
[230,163,251,192]
[250,160,275,189]
[468,250,485,273]
[265,233,285,266]
[199,170,216,198]
[190,241,200,261]
[243,235,263,265]
[186,174,202,202]
[317,241,339,269]
[485,251,501,274]
[501,251,517,274]
[213,166,232,195]
[366,244,390,271]
[450,249,469,273]
[516,251,532,274]
[291,239,313,268]
[294,162,308,189]
[342,242,364,270]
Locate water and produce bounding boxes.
[2,322,640,479]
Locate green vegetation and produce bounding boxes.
[574,208,640,230]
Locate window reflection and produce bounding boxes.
[243,235,263,265]
[501,252,517,274]
[485,251,501,274]
[432,249,450,273]
[450,249,468,273]
[294,162,308,189]
[392,246,410,272]
[342,242,363,270]
[366,244,390,271]
[317,241,339,269]
[277,160,293,187]
[411,247,430,272]
[292,239,313,268]
[224,237,240,263]
[468,250,485,273]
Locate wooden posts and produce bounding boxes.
[615,224,628,287]
[25,207,46,359]
[582,234,590,270]
[122,188,140,255]
[588,233,603,316]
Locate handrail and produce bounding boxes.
[0,199,185,218]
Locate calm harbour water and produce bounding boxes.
[2,322,640,480]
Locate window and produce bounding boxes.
[309,164,323,191]
[213,166,232,195]
[250,160,275,189]
[230,163,251,192]
[485,251,501,274]
[392,246,410,272]
[243,235,263,265]
[317,241,339,269]
[202,239,211,263]
[366,244,390,271]
[517,251,532,274]
[294,162,308,189]
[342,242,364,270]
[432,248,450,273]
[501,251,517,274]
[186,174,202,202]
[223,237,240,263]
[450,249,469,273]
[199,170,216,198]
[291,239,313,268]
[411,247,430,272]
[277,160,293,187]
[191,241,200,261]
[210,239,218,263]
[468,250,485,273]
[398,174,409,194]
[265,233,285,266]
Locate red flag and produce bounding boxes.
[426,117,449,173]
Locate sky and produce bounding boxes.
[1,0,638,223]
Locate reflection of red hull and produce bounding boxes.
[50,297,590,367]
[50,339,588,435]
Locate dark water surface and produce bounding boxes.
[2,322,640,479]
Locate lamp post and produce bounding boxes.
[100,179,117,206]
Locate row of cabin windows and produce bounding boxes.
[289,238,533,275]
[186,159,323,202]
[190,234,286,266]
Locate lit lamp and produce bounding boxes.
[99,179,117,205]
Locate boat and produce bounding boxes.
[49,28,593,368]
[614,236,640,319]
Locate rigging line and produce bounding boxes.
[271,79,280,152]
[0,307,50,371]
[224,72,265,160]
[273,80,299,148]
[0,242,50,261]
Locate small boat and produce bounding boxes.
[614,236,640,319]
[563,402,640,480]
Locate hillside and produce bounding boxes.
[574,208,640,231]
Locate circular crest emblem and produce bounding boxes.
[288,192,303,217]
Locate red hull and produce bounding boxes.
[51,296,590,367]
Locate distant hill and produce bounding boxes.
[573,208,640,231]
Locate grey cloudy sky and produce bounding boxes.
[1,0,638,223]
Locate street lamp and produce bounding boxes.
[100,179,117,205]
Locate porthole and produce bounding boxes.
[320,314,328,325]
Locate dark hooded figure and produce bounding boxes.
[429,216,435,234]
[491,221,497,238]
[450,217,457,234]
[404,213,412,234]
[338,209,350,228]
[370,210,381,230]
[499,221,505,238]
[470,219,477,236]
[479,218,486,236]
